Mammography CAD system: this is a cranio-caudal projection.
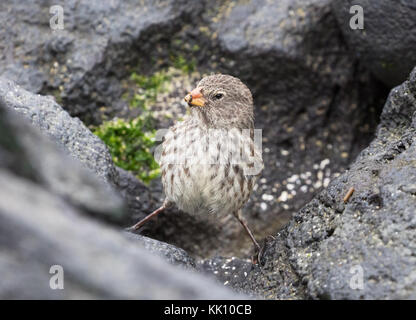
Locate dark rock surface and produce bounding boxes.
[124,232,196,269]
[332,0,416,87]
[0,77,160,227]
[0,101,241,299]
[0,0,202,124]
[0,78,124,223]
[115,167,155,222]
[198,240,304,300]
[203,68,416,299]
[0,77,117,184]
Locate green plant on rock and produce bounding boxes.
[129,70,171,109]
[95,54,197,183]
[93,112,160,184]
[171,54,196,74]
[129,54,195,109]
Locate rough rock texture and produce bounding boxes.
[0,76,221,257]
[124,232,196,269]
[0,0,202,124]
[203,68,416,299]
[115,167,155,223]
[332,0,416,87]
[0,76,117,184]
[198,240,304,299]
[0,79,125,223]
[0,77,160,227]
[0,102,241,299]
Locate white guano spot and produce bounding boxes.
[320,158,330,170]
[262,194,274,201]
[277,191,289,202]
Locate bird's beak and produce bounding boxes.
[184,88,205,107]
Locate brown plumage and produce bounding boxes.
[129,74,264,260]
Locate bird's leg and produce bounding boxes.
[237,214,261,252]
[127,200,171,231]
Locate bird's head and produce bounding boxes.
[184,74,254,129]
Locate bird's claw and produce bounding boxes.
[251,248,263,266]
[125,226,135,232]
[251,235,276,266]
[266,235,276,242]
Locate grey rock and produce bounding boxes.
[0,101,241,299]
[332,0,416,87]
[0,0,202,124]
[0,76,200,268]
[115,167,155,224]
[124,232,196,269]
[0,76,157,226]
[0,78,201,271]
[0,171,239,299]
[199,248,304,300]
[0,86,124,223]
[0,76,117,184]
[198,256,264,299]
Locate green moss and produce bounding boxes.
[51,89,63,105]
[129,54,195,109]
[171,54,196,73]
[129,70,171,109]
[95,54,196,184]
[93,112,160,184]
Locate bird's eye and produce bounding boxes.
[213,93,224,100]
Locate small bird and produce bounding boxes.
[129,74,264,260]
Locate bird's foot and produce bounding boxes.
[124,225,136,232]
[251,245,265,266]
[126,204,168,232]
[251,235,276,266]
[251,250,261,266]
